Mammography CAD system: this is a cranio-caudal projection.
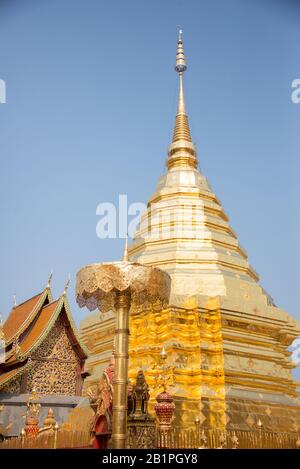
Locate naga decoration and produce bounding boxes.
[87,352,115,448]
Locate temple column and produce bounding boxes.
[112,290,131,449]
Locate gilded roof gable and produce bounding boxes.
[0,285,89,393]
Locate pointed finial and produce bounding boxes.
[175,29,187,116]
[122,235,129,262]
[13,294,17,308]
[167,30,197,170]
[43,407,56,428]
[175,29,187,73]
[47,270,53,289]
[63,274,71,296]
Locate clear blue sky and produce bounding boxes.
[0,0,299,336]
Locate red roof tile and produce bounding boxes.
[3,291,48,343]
[19,300,60,356]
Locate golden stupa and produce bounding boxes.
[80,31,300,432]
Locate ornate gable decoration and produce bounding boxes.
[0,279,89,396]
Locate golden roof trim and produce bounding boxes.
[7,294,88,364]
[0,360,32,390]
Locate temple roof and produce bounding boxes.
[6,300,60,365]
[0,280,89,392]
[3,289,51,345]
[23,296,87,360]
[5,295,88,366]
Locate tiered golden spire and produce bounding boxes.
[167,30,197,170]
[173,30,191,142]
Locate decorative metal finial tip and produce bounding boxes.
[63,275,71,296]
[175,29,187,73]
[47,270,53,288]
[13,294,17,308]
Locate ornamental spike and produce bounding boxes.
[63,274,71,296]
[173,29,191,140]
[47,270,53,289]
[122,235,129,262]
[175,29,187,73]
[167,31,197,170]
[13,294,17,308]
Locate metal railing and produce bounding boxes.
[156,428,300,449]
[0,429,90,449]
[1,427,299,449]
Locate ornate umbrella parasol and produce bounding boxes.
[76,259,171,449]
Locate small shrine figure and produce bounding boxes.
[127,369,156,449]
[24,387,41,438]
[130,369,150,419]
